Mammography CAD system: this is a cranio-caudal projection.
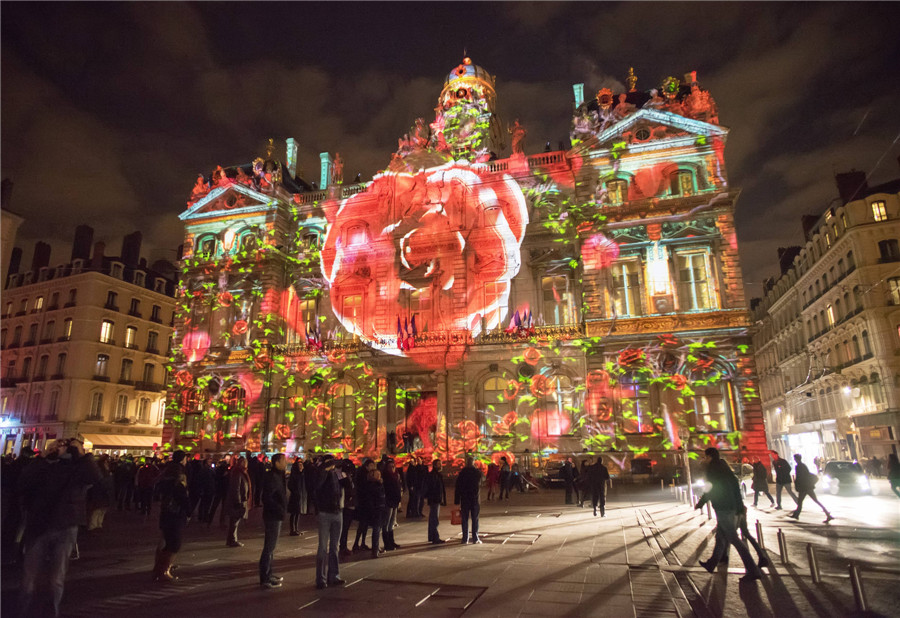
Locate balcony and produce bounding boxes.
[134,381,164,392]
[46,304,58,311]
[146,346,160,355]
[128,310,142,318]
[1,378,19,388]
[50,373,64,380]
[125,343,139,350]
[104,303,120,312]
[40,338,53,345]
[63,301,76,308]
[92,375,111,382]
[149,316,163,324]
[878,255,900,264]
[7,342,20,349]
[99,339,116,346]
[56,336,70,342]
[23,340,35,347]
[32,375,46,382]
[15,311,25,317]
[118,379,135,386]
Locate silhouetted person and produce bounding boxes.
[789,454,832,523]
[751,460,775,508]
[769,451,797,510]
[585,457,611,517]
[454,455,483,544]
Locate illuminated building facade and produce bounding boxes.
[1,227,176,455]
[166,60,767,474]
[752,172,900,463]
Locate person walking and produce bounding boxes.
[887,453,900,499]
[259,453,287,589]
[769,451,798,510]
[751,460,775,508]
[287,457,307,536]
[135,458,160,518]
[338,459,358,557]
[19,438,101,617]
[454,455,483,544]
[425,459,447,544]
[788,454,833,523]
[226,456,251,547]
[352,460,375,552]
[695,447,763,582]
[314,455,345,589]
[486,460,500,501]
[152,450,190,583]
[207,455,230,526]
[585,457,611,517]
[382,459,403,550]
[498,457,511,500]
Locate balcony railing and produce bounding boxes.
[135,381,164,392]
[104,303,119,311]
[128,310,142,318]
[146,346,160,355]
[92,375,111,382]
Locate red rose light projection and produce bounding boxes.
[320,160,528,368]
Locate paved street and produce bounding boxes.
[3,481,898,618]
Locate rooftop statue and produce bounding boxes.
[332,152,344,185]
[509,119,527,155]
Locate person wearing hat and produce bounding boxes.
[152,451,190,582]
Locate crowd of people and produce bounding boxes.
[3,439,899,615]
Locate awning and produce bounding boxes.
[80,434,159,449]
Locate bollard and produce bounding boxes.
[777,528,789,564]
[849,562,867,611]
[661,478,665,491]
[806,543,820,584]
[756,520,765,550]
[706,502,712,520]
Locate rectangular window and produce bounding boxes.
[124,326,137,348]
[612,260,644,316]
[34,296,44,311]
[677,253,714,311]
[115,394,128,420]
[409,288,432,330]
[670,171,694,196]
[620,379,652,434]
[147,331,159,352]
[151,305,161,322]
[481,282,508,331]
[42,321,55,341]
[47,390,59,419]
[95,354,109,377]
[826,304,835,327]
[106,291,118,310]
[89,392,104,420]
[541,275,574,325]
[340,295,362,340]
[120,358,133,381]
[21,357,32,380]
[6,360,15,379]
[878,239,900,261]
[36,355,48,379]
[63,319,73,340]
[138,399,150,423]
[606,179,626,205]
[692,384,733,433]
[129,298,140,316]
[12,326,21,345]
[142,363,155,383]
[872,201,887,222]
[100,320,115,343]
[889,278,900,306]
[50,292,59,308]
[29,393,42,419]
[55,353,66,376]
[27,323,37,344]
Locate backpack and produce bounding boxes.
[315,469,341,512]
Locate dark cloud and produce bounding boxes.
[2,2,899,298]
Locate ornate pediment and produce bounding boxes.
[573,109,728,156]
[179,183,278,222]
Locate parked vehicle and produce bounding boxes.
[539,461,566,488]
[821,460,873,495]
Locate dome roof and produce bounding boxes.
[443,57,495,90]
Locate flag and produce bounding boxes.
[411,315,418,337]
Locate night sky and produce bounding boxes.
[3,2,899,298]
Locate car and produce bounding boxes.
[539,461,566,488]
[693,463,753,496]
[820,460,874,495]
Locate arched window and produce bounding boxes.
[196,235,217,258]
[137,398,151,423]
[851,335,861,360]
[691,379,735,433]
[862,330,872,356]
[89,392,104,420]
[115,394,129,420]
[670,169,695,197]
[222,386,247,435]
[606,179,627,205]
[28,392,42,419]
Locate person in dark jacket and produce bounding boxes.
[259,453,287,588]
[87,455,115,531]
[769,451,798,510]
[454,455,483,544]
[425,459,447,544]
[382,459,403,550]
[352,460,376,552]
[114,455,136,511]
[287,457,307,536]
[207,455,231,525]
[19,437,102,617]
[751,460,775,508]
[695,448,762,582]
[359,469,387,558]
[405,456,421,518]
[314,455,345,589]
[585,457,611,517]
[135,458,161,517]
[498,457,511,500]
[338,459,357,556]
[152,450,191,583]
[887,453,900,498]
[788,454,833,523]
[226,456,251,547]
[561,458,578,505]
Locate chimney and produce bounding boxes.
[319,152,333,189]
[91,241,105,269]
[777,246,801,275]
[8,247,22,276]
[1,178,12,209]
[120,231,142,267]
[31,241,51,272]
[286,138,298,178]
[573,83,585,108]
[71,225,94,261]
[801,215,819,242]
[835,170,867,204]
